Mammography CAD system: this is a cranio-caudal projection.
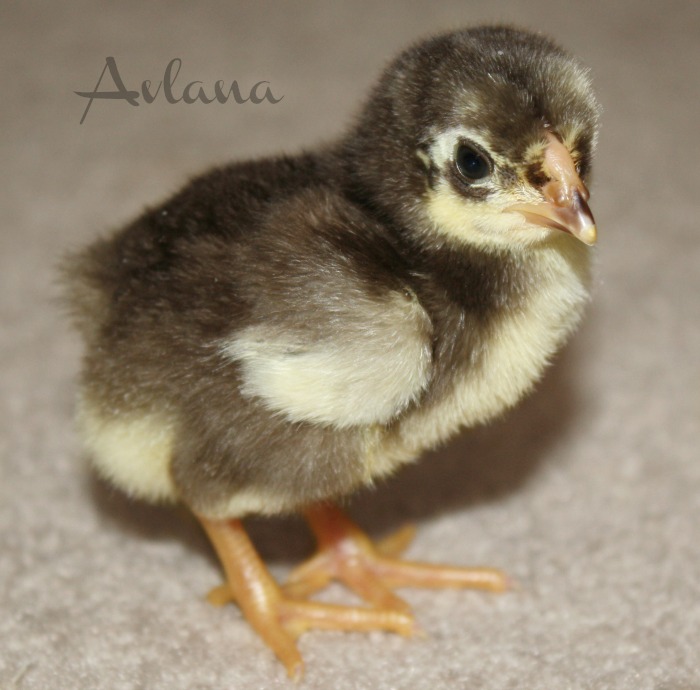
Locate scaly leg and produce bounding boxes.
[284,503,508,611]
[198,515,415,679]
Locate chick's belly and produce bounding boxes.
[367,376,531,482]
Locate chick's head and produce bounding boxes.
[343,26,601,251]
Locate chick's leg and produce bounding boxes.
[198,516,414,679]
[284,503,507,612]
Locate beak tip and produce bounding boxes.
[578,225,597,246]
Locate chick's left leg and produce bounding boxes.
[284,503,508,612]
[198,515,414,679]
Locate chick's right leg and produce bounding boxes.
[197,515,414,679]
[284,503,508,611]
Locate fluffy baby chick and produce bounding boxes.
[64,26,600,678]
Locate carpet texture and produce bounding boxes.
[2,1,699,688]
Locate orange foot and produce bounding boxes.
[283,503,508,612]
[198,515,415,679]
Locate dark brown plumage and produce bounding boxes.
[64,25,600,677]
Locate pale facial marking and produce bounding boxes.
[424,180,551,251]
[428,126,506,171]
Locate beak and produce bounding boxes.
[505,132,597,245]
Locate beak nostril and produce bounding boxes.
[543,180,571,208]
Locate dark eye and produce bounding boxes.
[455,143,491,181]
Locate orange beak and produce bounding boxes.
[506,132,597,245]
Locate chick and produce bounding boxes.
[64,26,600,678]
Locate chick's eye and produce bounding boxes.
[455,143,491,182]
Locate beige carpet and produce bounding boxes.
[2,1,699,688]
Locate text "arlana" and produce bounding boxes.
[75,57,283,124]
